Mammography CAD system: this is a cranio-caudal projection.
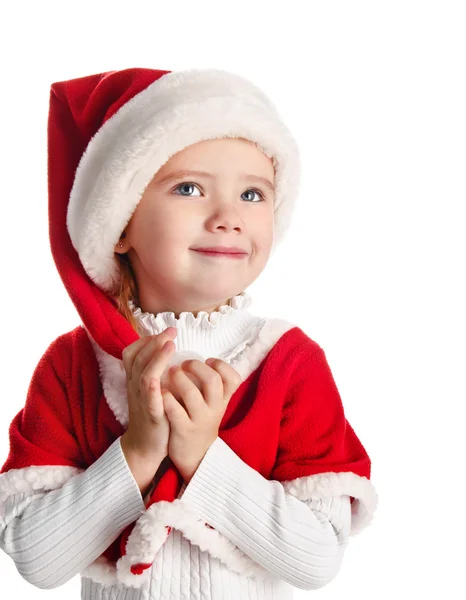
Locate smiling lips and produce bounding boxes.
[191,246,248,258]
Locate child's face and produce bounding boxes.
[115,137,275,314]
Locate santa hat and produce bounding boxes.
[48,67,300,358]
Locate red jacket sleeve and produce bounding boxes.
[270,343,372,483]
[1,334,84,474]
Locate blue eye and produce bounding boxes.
[174,183,202,196]
[241,189,265,203]
[173,182,265,202]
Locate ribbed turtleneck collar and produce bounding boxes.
[128,292,263,364]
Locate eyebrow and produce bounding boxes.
[155,169,275,193]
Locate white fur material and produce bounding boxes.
[80,556,120,587]
[66,68,301,293]
[282,470,378,537]
[0,465,83,503]
[120,499,269,588]
[81,496,271,589]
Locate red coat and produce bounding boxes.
[0,316,376,588]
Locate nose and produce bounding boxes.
[205,203,243,233]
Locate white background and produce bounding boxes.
[1,1,465,598]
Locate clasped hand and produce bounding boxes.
[162,358,241,483]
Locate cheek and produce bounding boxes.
[136,208,196,254]
[255,211,275,246]
[134,202,177,236]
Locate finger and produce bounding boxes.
[161,387,189,428]
[127,327,177,382]
[204,359,242,402]
[140,339,177,393]
[169,366,205,419]
[161,367,201,406]
[146,377,165,421]
[122,326,176,378]
[180,360,224,408]
[122,335,154,376]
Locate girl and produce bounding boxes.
[0,67,377,599]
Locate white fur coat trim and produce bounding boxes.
[83,497,272,589]
[0,465,83,503]
[282,470,378,537]
[81,484,298,588]
[66,68,300,293]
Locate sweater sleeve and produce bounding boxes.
[179,436,351,591]
[177,342,377,591]
[0,334,149,589]
[0,436,146,589]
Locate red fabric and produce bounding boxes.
[1,328,117,474]
[131,563,153,575]
[270,345,371,482]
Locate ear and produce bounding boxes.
[114,231,128,254]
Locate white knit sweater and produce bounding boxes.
[0,293,352,599]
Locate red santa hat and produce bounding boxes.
[48,67,300,359]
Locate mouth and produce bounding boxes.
[191,249,248,259]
